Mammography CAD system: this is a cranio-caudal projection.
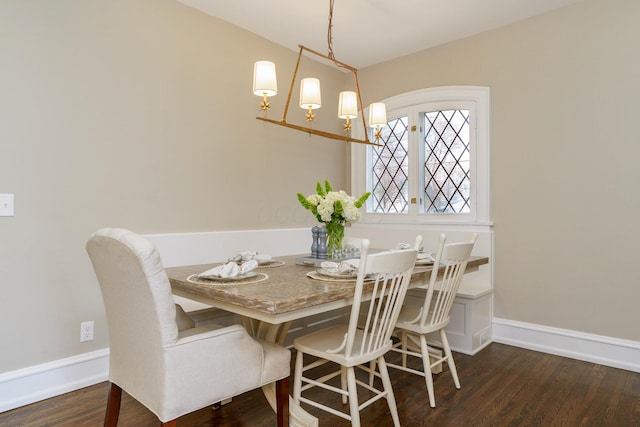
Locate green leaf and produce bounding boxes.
[334,200,344,217]
[355,192,371,208]
[297,193,312,210]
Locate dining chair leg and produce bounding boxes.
[293,350,303,402]
[378,356,401,427]
[275,377,290,427]
[104,382,122,427]
[341,365,348,404]
[367,360,376,388]
[401,331,409,368]
[420,334,436,408]
[440,328,460,389]
[346,367,361,427]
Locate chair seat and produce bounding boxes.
[395,306,450,334]
[294,324,393,367]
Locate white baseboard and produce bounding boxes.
[493,317,640,373]
[4,319,639,414]
[0,349,109,413]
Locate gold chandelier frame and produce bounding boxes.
[254,0,382,146]
[256,45,378,146]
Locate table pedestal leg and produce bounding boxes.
[241,317,319,427]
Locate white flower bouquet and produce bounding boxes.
[297,181,370,254]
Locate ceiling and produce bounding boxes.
[177,0,583,69]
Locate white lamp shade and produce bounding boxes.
[338,91,358,119]
[299,78,321,109]
[253,61,277,97]
[368,102,387,127]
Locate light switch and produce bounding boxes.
[0,194,15,217]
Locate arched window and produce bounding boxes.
[352,86,490,225]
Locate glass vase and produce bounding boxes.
[325,222,344,258]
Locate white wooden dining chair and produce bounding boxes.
[86,228,291,427]
[387,232,477,408]
[292,235,423,427]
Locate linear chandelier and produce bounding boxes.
[252,0,387,146]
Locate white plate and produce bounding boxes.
[197,271,258,281]
[317,268,358,279]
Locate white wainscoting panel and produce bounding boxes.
[146,227,312,267]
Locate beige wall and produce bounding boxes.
[0,0,348,372]
[359,0,640,341]
[2,0,638,377]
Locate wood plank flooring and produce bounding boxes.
[1,343,638,426]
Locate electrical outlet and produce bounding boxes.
[0,194,14,217]
[80,321,94,342]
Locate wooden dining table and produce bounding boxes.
[166,254,489,427]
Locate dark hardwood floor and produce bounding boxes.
[2,343,638,426]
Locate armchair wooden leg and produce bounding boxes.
[275,377,290,427]
[104,382,122,427]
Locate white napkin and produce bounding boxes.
[253,253,273,264]
[198,260,259,278]
[240,259,259,273]
[321,259,360,274]
[416,253,436,262]
[395,242,424,251]
[228,250,256,263]
[228,250,273,264]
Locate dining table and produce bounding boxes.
[166,253,489,427]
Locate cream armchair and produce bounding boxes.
[86,228,290,427]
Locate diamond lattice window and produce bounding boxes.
[423,110,471,213]
[371,117,409,213]
[354,87,489,224]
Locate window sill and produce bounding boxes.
[355,218,494,230]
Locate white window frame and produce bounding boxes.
[351,86,491,227]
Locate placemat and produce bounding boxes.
[256,260,286,268]
[306,271,376,283]
[186,272,269,286]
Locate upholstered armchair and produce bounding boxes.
[86,228,290,426]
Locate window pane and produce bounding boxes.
[423,110,471,213]
[370,116,409,213]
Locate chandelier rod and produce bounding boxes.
[327,0,335,61]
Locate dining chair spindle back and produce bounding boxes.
[292,235,423,427]
[388,232,478,407]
